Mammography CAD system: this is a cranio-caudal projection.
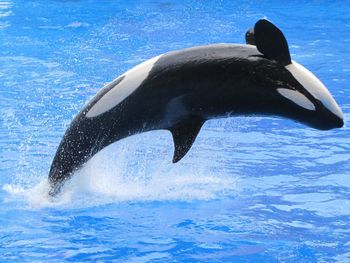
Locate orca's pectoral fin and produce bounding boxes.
[169,115,205,163]
[254,19,291,66]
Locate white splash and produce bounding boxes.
[3,130,239,209]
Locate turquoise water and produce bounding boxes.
[1,1,350,262]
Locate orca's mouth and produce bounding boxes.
[313,113,344,131]
[332,116,344,129]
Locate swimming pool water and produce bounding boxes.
[1,1,349,262]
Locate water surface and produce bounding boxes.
[0,1,349,262]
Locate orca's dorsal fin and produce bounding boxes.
[169,116,205,163]
[254,19,291,66]
[245,27,255,45]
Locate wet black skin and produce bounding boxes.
[48,43,343,196]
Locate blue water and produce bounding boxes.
[1,0,349,262]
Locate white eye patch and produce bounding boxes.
[86,55,162,118]
[277,88,315,111]
[285,61,343,119]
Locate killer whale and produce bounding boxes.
[48,19,344,196]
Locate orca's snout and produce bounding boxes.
[332,115,344,129]
[314,111,344,131]
[326,104,344,129]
